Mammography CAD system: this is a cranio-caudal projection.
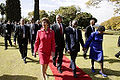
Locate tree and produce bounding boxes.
[6,0,21,22]
[101,16,120,30]
[86,0,120,14]
[75,12,96,29]
[28,12,34,19]
[34,0,39,21]
[39,10,48,19]
[0,3,5,21]
[28,10,48,20]
[48,11,56,24]
[55,5,78,27]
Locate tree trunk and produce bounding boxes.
[34,0,39,21]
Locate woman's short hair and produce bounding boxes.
[97,26,105,31]
[42,17,50,25]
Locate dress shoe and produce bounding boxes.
[115,54,119,58]
[57,67,62,73]
[4,48,8,50]
[23,58,27,64]
[91,67,95,73]
[73,70,77,78]
[74,74,77,78]
[99,71,107,77]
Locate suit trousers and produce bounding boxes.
[53,47,63,69]
[4,35,12,49]
[18,39,28,59]
[31,34,36,53]
[70,51,78,70]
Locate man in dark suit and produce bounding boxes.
[30,18,40,56]
[51,14,65,73]
[84,19,96,59]
[36,20,42,30]
[85,19,96,41]
[66,20,84,78]
[3,20,12,50]
[14,18,30,64]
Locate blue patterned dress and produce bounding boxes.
[84,31,104,61]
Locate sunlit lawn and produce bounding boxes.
[0,31,120,80]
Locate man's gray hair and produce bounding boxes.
[56,14,62,19]
[72,20,78,25]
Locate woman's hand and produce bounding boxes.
[33,52,36,58]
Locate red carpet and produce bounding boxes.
[48,55,92,80]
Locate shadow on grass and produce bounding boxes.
[65,54,108,58]
[0,75,37,80]
[82,68,120,80]
[26,57,39,64]
[77,54,108,58]
[0,42,5,46]
[104,58,120,63]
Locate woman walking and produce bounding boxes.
[34,17,55,80]
[84,26,107,77]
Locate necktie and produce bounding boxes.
[21,26,25,38]
[59,24,62,35]
[74,29,78,43]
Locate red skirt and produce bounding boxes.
[38,51,51,64]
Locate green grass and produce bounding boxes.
[0,31,120,80]
[105,30,120,35]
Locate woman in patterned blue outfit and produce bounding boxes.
[84,26,107,77]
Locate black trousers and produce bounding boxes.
[31,34,36,53]
[70,51,78,71]
[4,36,12,49]
[18,39,28,59]
[53,47,63,69]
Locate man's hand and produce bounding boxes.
[67,50,71,54]
[14,42,16,45]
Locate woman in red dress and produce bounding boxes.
[34,17,55,80]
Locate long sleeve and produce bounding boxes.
[51,31,55,53]
[78,30,84,48]
[85,26,89,39]
[28,26,31,43]
[14,26,19,42]
[34,31,40,53]
[84,32,95,48]
[65,28,70,51]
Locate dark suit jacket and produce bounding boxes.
[85,25,95,41]
[3,24,12,37]
[51,23,65,51]
[66,26,84,52]
[29,24,39,40]
[14,25,30,44]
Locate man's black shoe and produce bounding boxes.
[73,70,77,78]
[74,74,77,78]
[5,48,7,50]
[115,54,119,58]
[23,58,27,64]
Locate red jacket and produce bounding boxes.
[34,27,55,54]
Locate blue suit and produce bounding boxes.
[65,26,84,71]
[84,31,103,61]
